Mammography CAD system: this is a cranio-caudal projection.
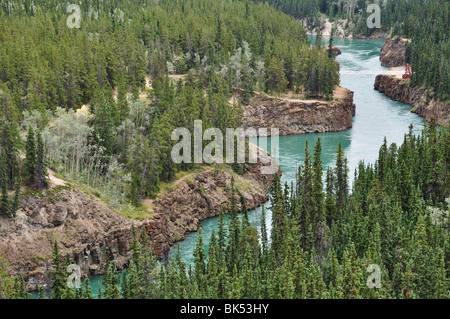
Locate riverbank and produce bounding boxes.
[376,37,449,125]
[0,150,279,291]
[374,74,450,126]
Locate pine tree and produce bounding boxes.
[433,248,448,299]
[217,206,227,261]
[23,126,36,187]
[325,167,337,225]
[342,243,361,299]
[50,240,67,299]
[194,228,207,292]
[0,152,9,216]
[229,264,242,299]
[102,261,120,299]
[240,53,253,104]
[312,138,325,225]
[35,130,47,190]
[269,172,286,261]
[260,205,268,252]
[227,177,241,268]
[84,277,94,299]
[117,70,130,123]
[328,27,335,58]
[37,285,46,299]
[266,58,288,93]
[335,142,348,212]
[12,274,29,299]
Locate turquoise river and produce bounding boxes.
[31,36,426,298]
[168,36,425,266]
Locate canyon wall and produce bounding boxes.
[380,37,407,67]
[241,86,356,136]
[374,75,450,126]
[0,150,278,291]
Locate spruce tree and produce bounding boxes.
[312,137,325,225]
[50,240,67,299]
[193,228,207,288]
[335,142,348,212]
[35,130,47,189]
[12,274,29,299]
[341,244,361,299]
[0,152,9,216]
[23,126,36,187]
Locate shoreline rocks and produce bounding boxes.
[374,74,450,126]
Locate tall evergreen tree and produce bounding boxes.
[23,127,36,187]
[35,130,47,189]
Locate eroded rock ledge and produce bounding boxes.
[241,86,356,136]
[327,46,342,56]
[374,74,450,126]
[0,150,279,291]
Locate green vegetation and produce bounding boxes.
[2,122,447,299]
[0,0,339,213]
[0,0,448,300]
[250,0,449,101]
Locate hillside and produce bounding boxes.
[0,148,279,291]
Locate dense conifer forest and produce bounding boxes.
[0,0,448,300]
[250,0,449,101]
[0,0,339,215]
[2,122,449,299]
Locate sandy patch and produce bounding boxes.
[48,169,66,188]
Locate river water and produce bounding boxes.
[31,36,425,298]
[169,36,425,266]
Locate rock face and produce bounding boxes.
[353,30,389,40]
[374,74,450,126]
[327,46,342,56]
[242,86,356,136]
[0,188,170,291]
[380,38,408,67]
[153,153,279,244]
[0,151,279,291]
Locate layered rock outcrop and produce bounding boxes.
[152,149,279,244]
[380,37,408,67]
[0,187,170,290]
[241,86,356,136]
[374,75,450,126]
[0,150,279,291]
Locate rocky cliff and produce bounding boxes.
[241,86,356,136]
[0,150,278,291]
[151,151,279,244]
[374,75,450,126]
[380,37,408,67]
[0,187,170,290]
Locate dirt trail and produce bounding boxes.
[242,86,347,104]
[48,169,66,188]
